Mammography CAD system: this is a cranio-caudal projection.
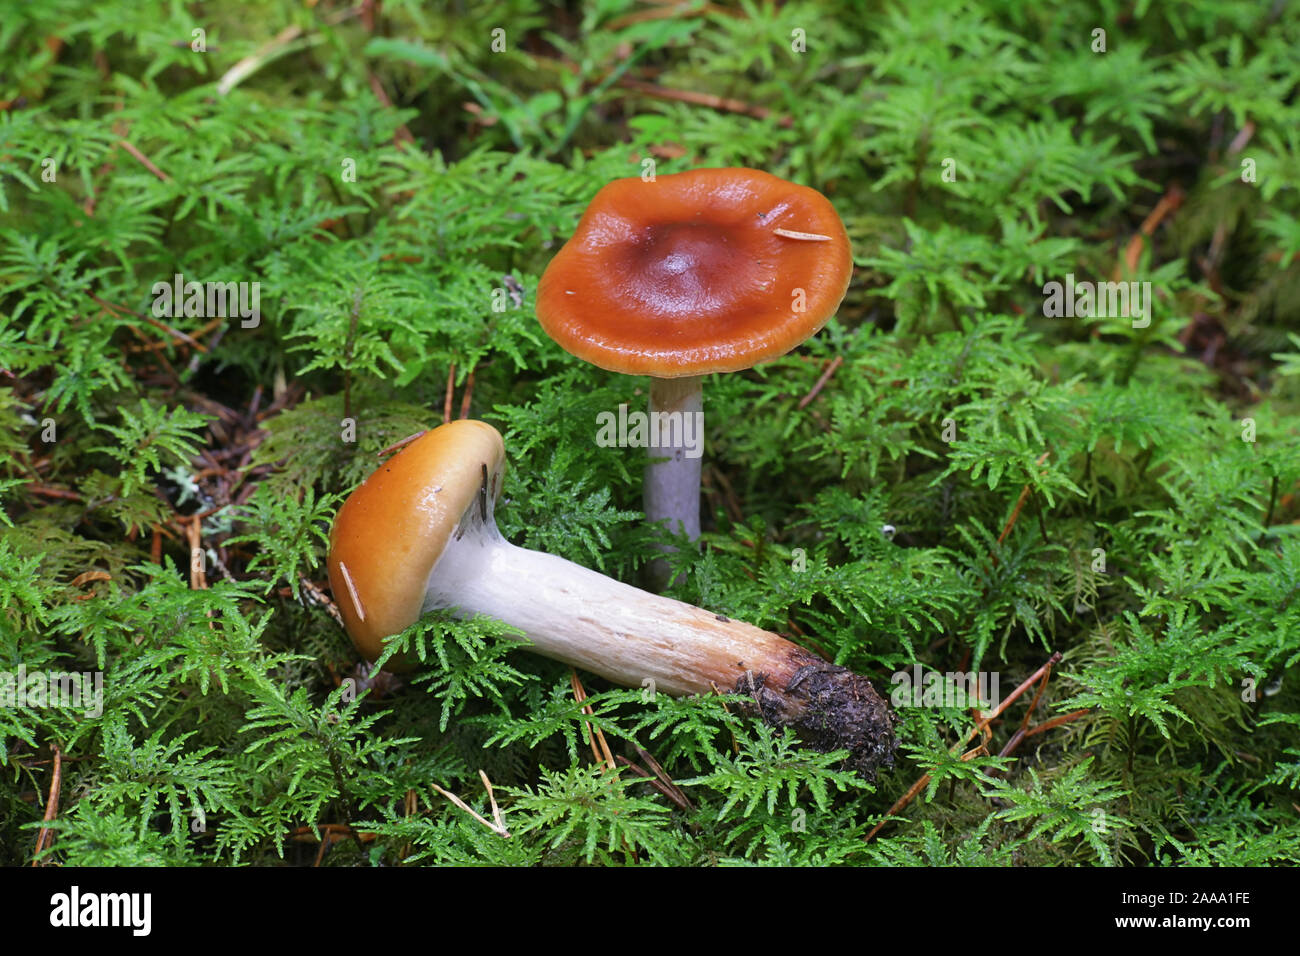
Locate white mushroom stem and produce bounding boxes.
[644,374,704,589]
[428,521,775,697]
[421,497,898,775]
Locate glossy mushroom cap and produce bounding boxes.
[536,167,853,378]
[327,420,506,661]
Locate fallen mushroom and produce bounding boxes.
[326,419,896,776]
[536,167,853,587]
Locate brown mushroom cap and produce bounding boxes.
[326,420,505,662]
[536,167,853,378]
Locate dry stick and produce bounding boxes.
[91,294,207,352]
[479,770,507,834]
[118,138,170,182]
[570,669,617,771]
[376,430,427,459]
[125,324,182,383]
[27,485,82,501]
[616,755,686,808]
[217,24,302,95]
[31,744,63,865]
[443,364,456,425]
[616,77,792,127]
[570,669,604,767]
[313,833,331,866]
[1023,708,1090,739]
[458,367,476,420]
[865,652,1063,842]
[430,779,511,838]
[290,822,370,841]
[367,72,416,147]
[216,5,364,94]
[141,316,208,352]
[991,451,1050,567]
[1118,185,1185,277]
[70,570,111,588]
[1015,654,1055,736]
[1226,121,1256,156]
[996,656,1058,759]
[631,741,694,811]
[798,355,844,410]
[122,340,175,356]
[290,823,371,864]
[185,516,207,590]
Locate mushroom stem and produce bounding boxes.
[423,503,897,776]
[644,374,704,589]
[328,419,898,776]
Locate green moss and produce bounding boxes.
[1,0,1298,866]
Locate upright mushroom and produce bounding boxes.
[327,420,896,776]
[536,167,853,587]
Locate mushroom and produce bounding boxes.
[326,419,896,776]
[536,167,853,587]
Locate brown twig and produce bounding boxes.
[1118,185,1185,276]
[368,72,416,147]
[618,756,672,793]
[1023,707,1090,739]
[798,355,844,410]
[376,430,427,459]
[571,669,617,771]
[616,77,792,127]
[184,516,207,590]
[1226,121,1256,156]
[631,741,693,811]
[443,364,455,425]
[91,294,208,352]
[458,367,476,420]
[996,655,1060,759]
[991,451,1050,566]
[865,652,1064,842]
[32,745,63,864]
[27,484,82,501]
[117,138,170,182]
[123,322,179,381]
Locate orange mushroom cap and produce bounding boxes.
[327,420,506,663]
[536,167,853,378]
